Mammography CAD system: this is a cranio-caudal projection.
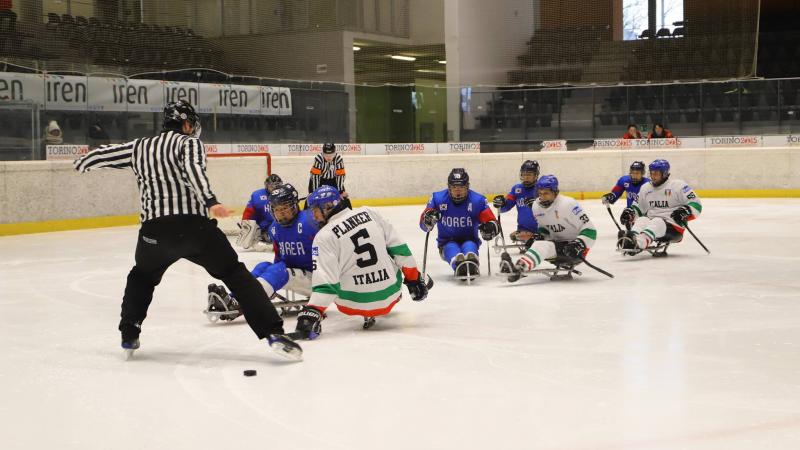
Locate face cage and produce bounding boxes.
[269,201,299,226]
[520,170,539,186]
[538,189,558,207]
[448,185,469,203]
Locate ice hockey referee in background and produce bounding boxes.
[73,101,302,361]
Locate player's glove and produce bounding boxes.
[523,197,536,208]
[670,205,692,225]
[492,195,507,209]
[422,209,441,231]
[562,239,587,259]
[403,276,429,301]
[620,207,636,228]
[601,193,616,205]
[295,306,324,340]
[236,220,260,249]
[479,220,500,241]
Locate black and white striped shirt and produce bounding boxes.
[309,153,346,192]
[74,131,218,222]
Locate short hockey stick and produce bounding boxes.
[606,205,622,232]
[579,257,614,278]
[684,222,711,255]
[421,229,432,282]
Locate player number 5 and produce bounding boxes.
[350,229,378,268]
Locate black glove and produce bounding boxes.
[492,195,507,209]
[479,221,499,241]
[523,197,536,208]
[601,193,616,205]
[295,306,324,339]
[422,209,441,231]
[670,205,692,225]
[562,239,587,259]
[403,275,429,301]
[620,207,636,228]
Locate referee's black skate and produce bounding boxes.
[121,338,140,360]
[267,334,303,361]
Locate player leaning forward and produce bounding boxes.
[617,159,702,254]
[293,186,430,338]
[502,175,597,280]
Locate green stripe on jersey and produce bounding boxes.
[632,204,643,216]
[579,228,597,240]
[312,269,403,303]
[387,244,412,257]
[688,201,702,213]
[526,249,542,265]
[537,227,550,235]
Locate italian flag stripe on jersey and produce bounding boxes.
[313,269,403,303]
[688,201,702,213]
[632,204,643,216]
[579,228,597,240]
[526,248,542,265]
[387,244,412,257]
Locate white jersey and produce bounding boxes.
[632,178,702,223]
[309,207,419,314]
[531,194,597,248]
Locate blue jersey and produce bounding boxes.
[609,175,650,207]
[499,183,539,232]
[243,188,274,231]
[267,209,318,272]
[421,189,495,247]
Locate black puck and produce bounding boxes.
[243,369,257,377]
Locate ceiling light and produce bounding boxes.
[353,46,361,51]
[438,60,446,64]
[390,55,416,61]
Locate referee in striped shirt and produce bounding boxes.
[73,101,302,360]
[308,143,349,207]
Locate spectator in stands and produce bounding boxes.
[622,124,642,139]
[648,123,674,139]
[44,120,63,145]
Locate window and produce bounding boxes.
[623,0,683,40]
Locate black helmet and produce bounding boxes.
[447,168,469,187]
[268,183,300,226]
[264,174,282,192]
[162,101,201,137]
[630,161,645,172]
[629,161,646,184]
[322,143,336,154]
[447,168,469,204]
[520,160,540,187]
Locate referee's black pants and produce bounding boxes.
[119,215,284,341]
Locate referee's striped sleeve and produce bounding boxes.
[334,154,346,192]
[309,154,323,191]
[182,137,218,207]
[73,141,135,172]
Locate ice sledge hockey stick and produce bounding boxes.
[421,230,431,282]
[684,222,711,255]
[579,257,614,278]
[606,205,622,232]
[495,206,511,273]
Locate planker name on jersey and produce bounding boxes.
[353,268,390,286]
[440,216,473,228]
[278,241,306,256]
[331,211,374,238]
[545,224,566,233]
[649,200,669,208]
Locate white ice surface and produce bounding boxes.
[2,199,800,450]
